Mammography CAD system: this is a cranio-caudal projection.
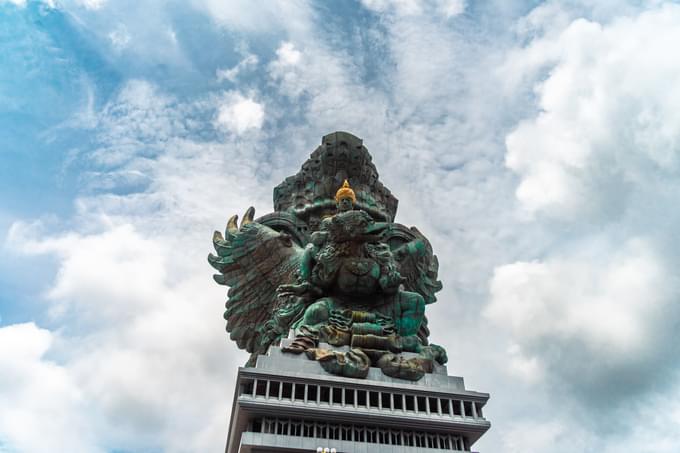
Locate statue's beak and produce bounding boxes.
[365,222,389,235]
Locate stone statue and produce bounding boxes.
[209,132,446,381]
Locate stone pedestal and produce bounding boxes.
[226,337,491,453]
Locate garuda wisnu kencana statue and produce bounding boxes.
[209,132,446,381]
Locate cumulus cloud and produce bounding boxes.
[0,323,98,453]
[215,92,265,135]
[10,223,166,322]
[274,41,301,66]
[487,4,680,449]
[487,238,679,404]
[505,4,680,220]
[2,223,236,452]
[266,42,307,96]
[1,77,274,451]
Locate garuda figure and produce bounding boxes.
[209,132,446,381]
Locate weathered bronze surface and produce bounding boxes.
[209,131,446,380]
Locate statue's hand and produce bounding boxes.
[277,281,323,298]
[277,283,307,296]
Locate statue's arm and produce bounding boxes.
[278,232,326,298]
[299,243,316,281]
[375,243,405,294]
[379,270,404,294]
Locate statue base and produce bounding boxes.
[225,334,491,452]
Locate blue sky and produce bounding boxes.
[3,0,680,452]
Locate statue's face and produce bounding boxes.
[336,197,354,212]
[326,210,386,242]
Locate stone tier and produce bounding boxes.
[226,340,491,453]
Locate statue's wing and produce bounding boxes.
[208,207,304,355]
[385,224,443,305]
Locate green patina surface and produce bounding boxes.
[209,132,446,381]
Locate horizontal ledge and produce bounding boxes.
[236,399,492,435]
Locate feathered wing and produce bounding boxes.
[208,207,304,357]
[387,224,443,305]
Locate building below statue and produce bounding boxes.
[226,332,490,453]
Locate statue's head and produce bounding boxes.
[324,209,387,243]
[334,179,356,212]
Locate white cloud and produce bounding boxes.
[489,239,655,348]
[362,0,423,16]
[489,3,680,409]
[267,42,306,98]
[216,54,259,83]
[478,3,680,451]
[502,420,578,453]
[0,323,99,453]
[215,92,265,134]
[3,220,238,451]
[1,77,275,452]
[506,343,544,384]
[2,0,26,6]
[108,23,131,51]
[361,0,465,18]
[191,0,312,34]
[95,79,182,161]
[487,237,680,405]
[11,223,165,322]
[1,0,56,7]
[434,0,464,18]
[275,41,301,66]
[77,0,106,10]
[504,4,680,220]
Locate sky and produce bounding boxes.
[2,0,680,452]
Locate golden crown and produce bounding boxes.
[335,179,356,203]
